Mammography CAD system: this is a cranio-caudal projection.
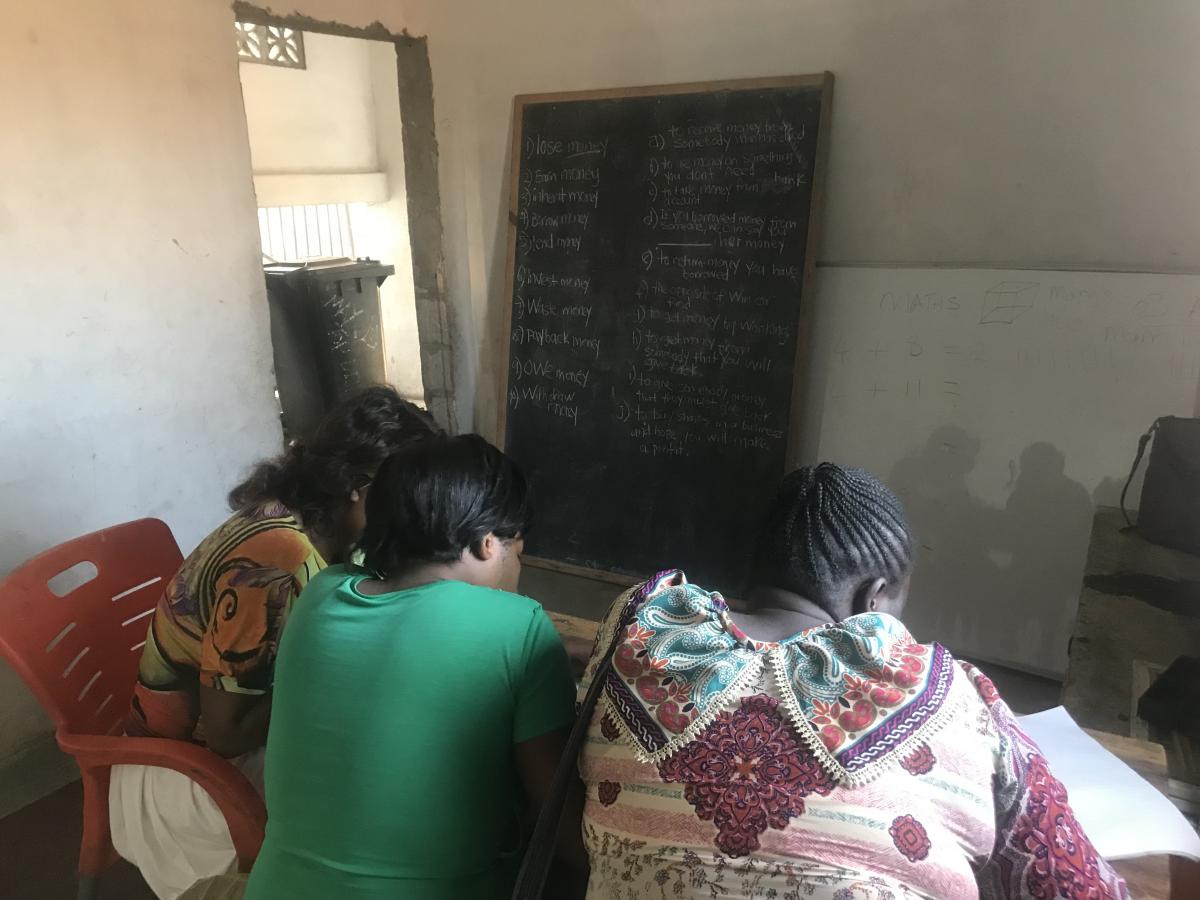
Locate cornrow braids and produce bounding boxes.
[751,463,914,609]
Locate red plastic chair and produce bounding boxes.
[0,519,266,899]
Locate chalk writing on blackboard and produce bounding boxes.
[499,78,831,589]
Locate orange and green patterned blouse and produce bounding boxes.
[125,503,324,745]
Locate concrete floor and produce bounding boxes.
[0,779,154,900]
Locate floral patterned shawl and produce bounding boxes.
[577,571,1129,900]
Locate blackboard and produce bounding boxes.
[497,75,833,593]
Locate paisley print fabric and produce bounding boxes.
[599,571,955,783]
[579,573,1128,899]
[657,694,835,857]
[971,662,1126,900]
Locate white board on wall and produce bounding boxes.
[804,267,1200,676]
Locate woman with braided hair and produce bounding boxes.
[576,462,1127,899]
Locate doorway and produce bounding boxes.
[231,8,454,429]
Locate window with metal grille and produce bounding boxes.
[236,21,305,69]
[258,203,361,262]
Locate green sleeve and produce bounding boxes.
[512,607,577,744]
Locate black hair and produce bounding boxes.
[358,434,532,577]
[228,385,441,535]
[751,463,914,611]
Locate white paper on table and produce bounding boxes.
[1017,706,1200,861]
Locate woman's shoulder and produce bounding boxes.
[432,581,546,621]
[588,592,991,784]
[594,569,722,641]
[169,508,320,614]
[578,570,744,729]
[303,563,357,592]
[189,505,315,568]
[580,571,712,666]
[778,618,1007,780]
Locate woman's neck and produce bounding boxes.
[355,562,465,596]
[732,585,836,642]
[305,530,338,564]
[282,503,340,564]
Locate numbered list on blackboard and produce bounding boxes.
[504,87,824,589]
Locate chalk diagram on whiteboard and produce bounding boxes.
[980,280,1038,325]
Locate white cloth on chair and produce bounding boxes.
[109,750,264,900]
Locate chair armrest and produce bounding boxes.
[58,730,266,866]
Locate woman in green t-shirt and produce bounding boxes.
[244,434,585,899]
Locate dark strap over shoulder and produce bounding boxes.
[1121,417,1167,529]
[509,639,617,899]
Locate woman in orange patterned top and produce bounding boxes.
[112,386,440,899]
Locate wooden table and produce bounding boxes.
[548,611,1195,898]
[1064,507,1200,736]
[547,611,600,677]
[1086,729,1198,900]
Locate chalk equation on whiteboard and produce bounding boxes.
[980,281,1039,325]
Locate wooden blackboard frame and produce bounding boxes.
[495,73,835,586]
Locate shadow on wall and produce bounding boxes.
[888,426,1093,673]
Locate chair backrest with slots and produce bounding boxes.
[0,519,183,737]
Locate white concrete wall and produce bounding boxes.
[239,31,425,401]
[5,0,1200,805]
[282,0,1200,674]
[284,0,1200,433]
[239,31,379,175]
[364,40,424,402]
[0,0,281,809]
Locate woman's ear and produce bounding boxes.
[469,532,499,562]
[349,479,372,506]
[852,577,888,615]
